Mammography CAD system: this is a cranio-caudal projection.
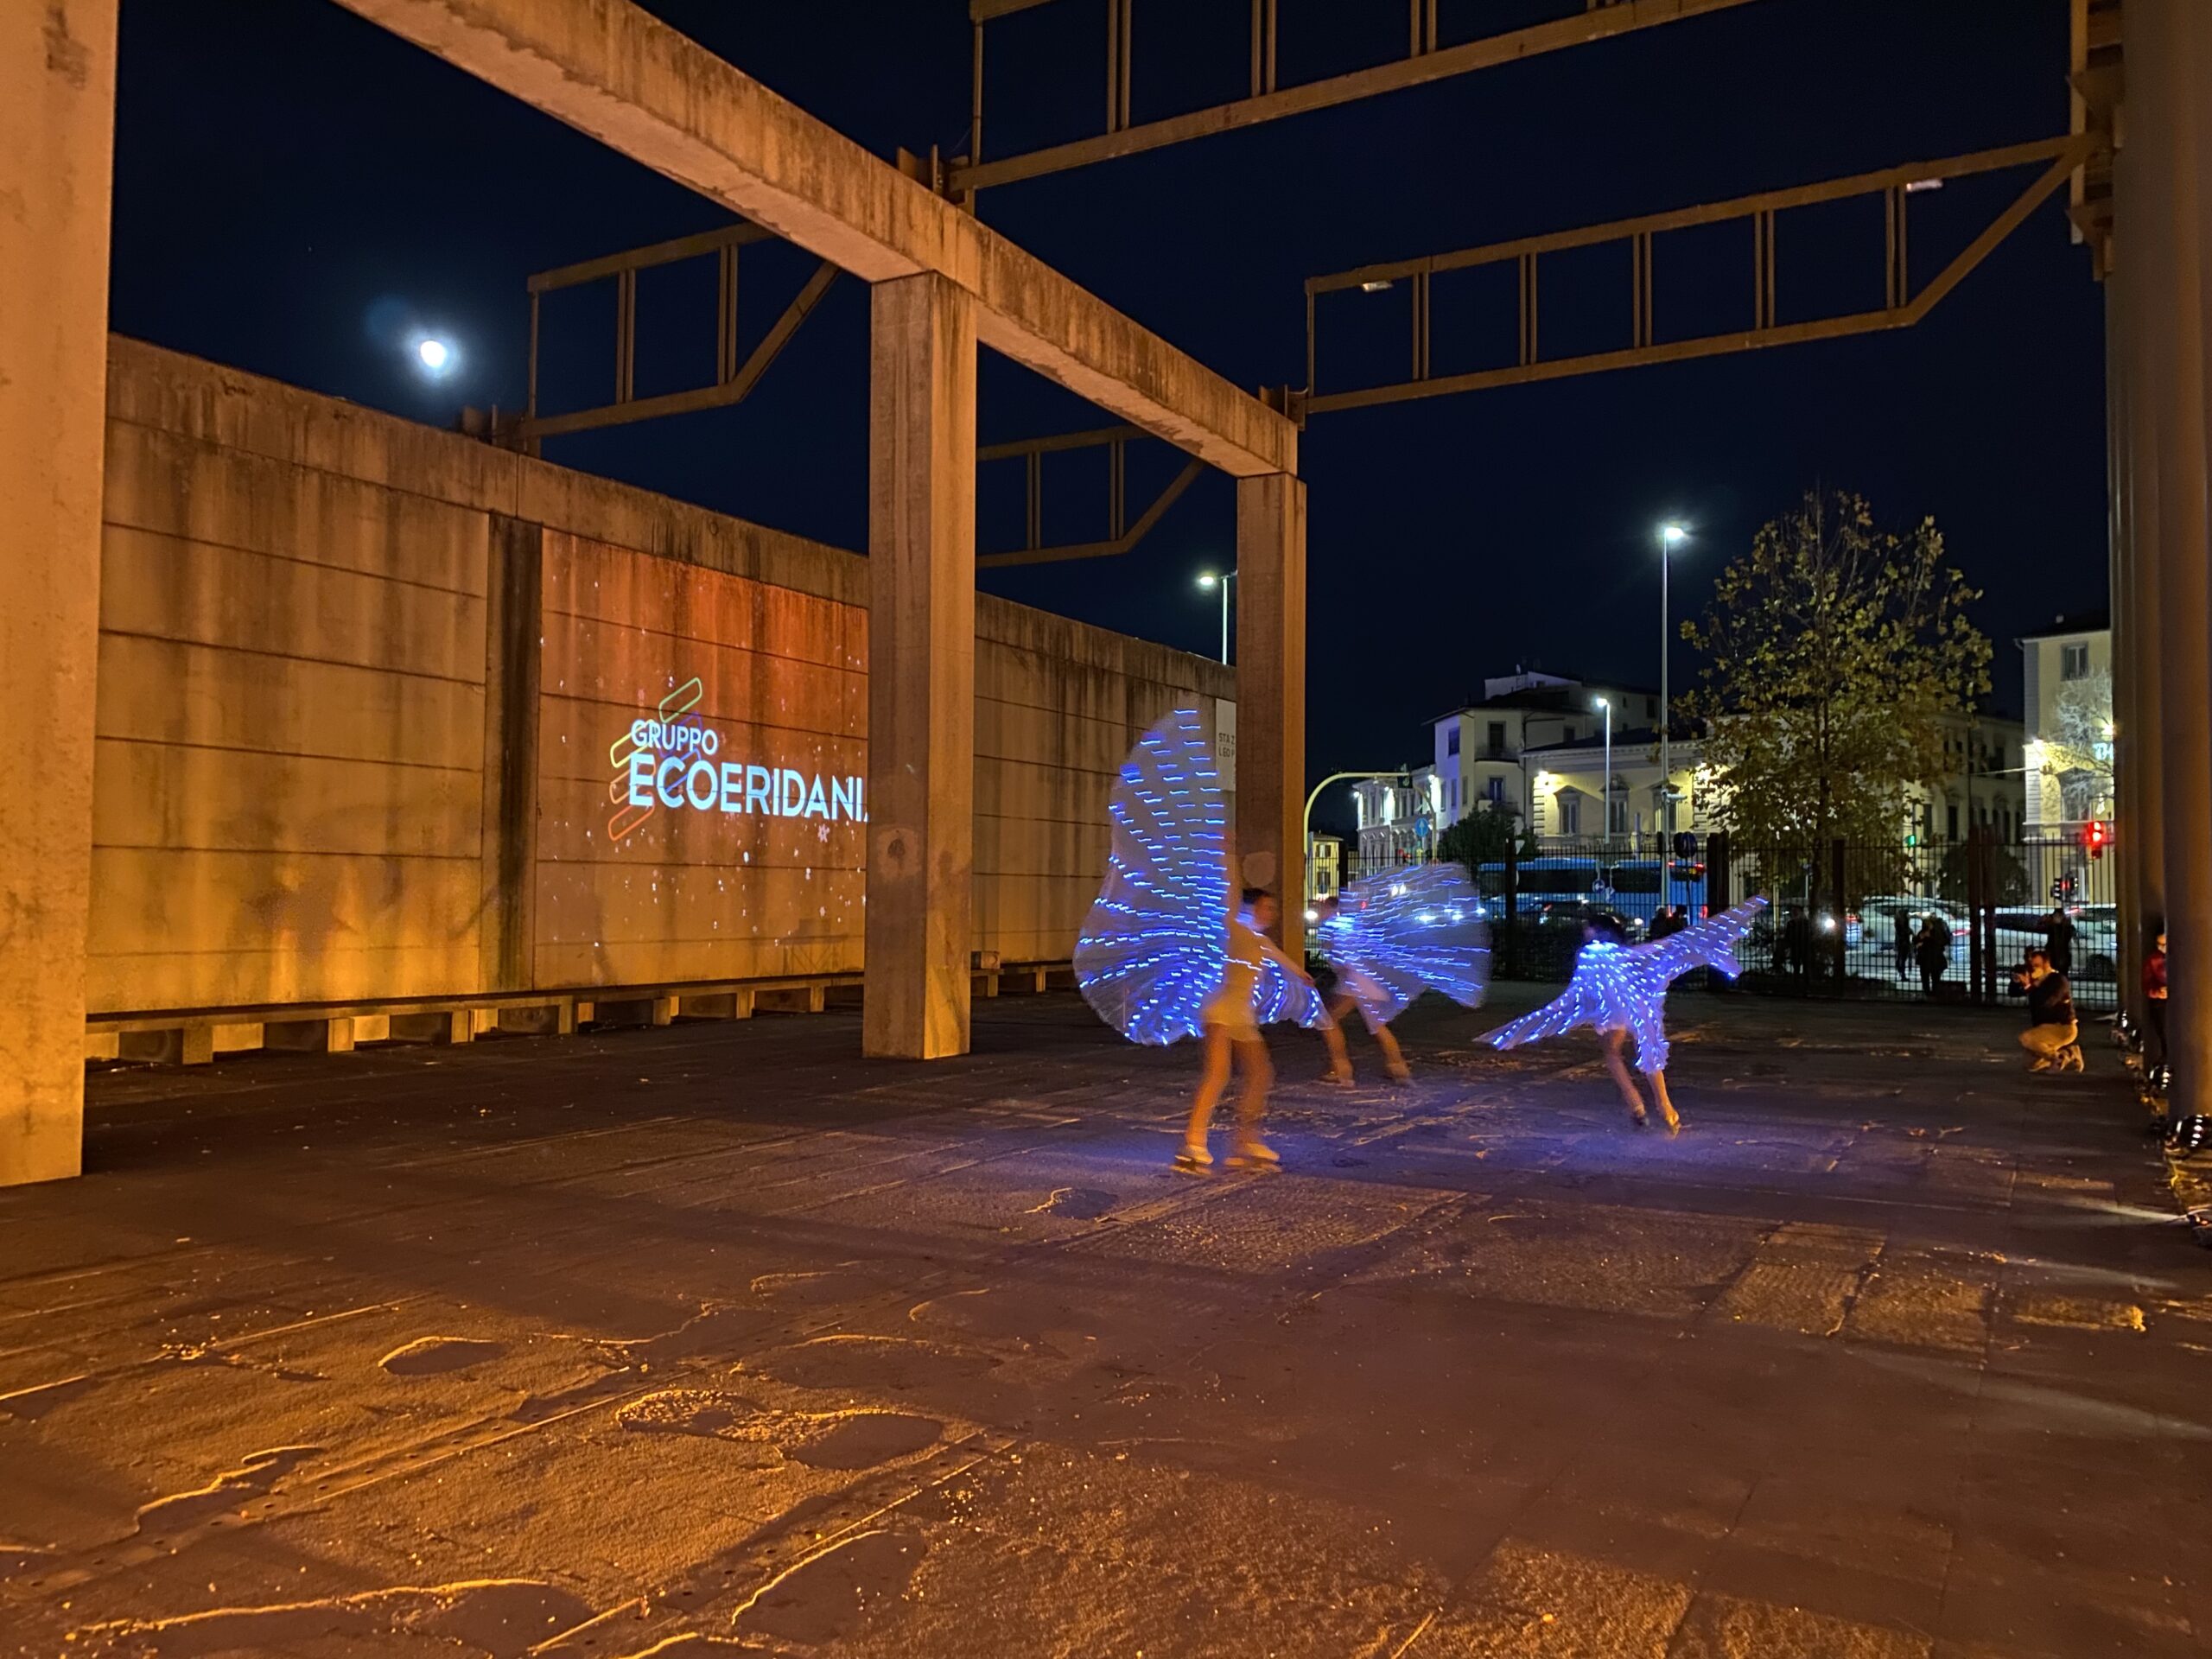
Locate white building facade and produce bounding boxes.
[1341,669,2026,863]
[2018,611,2113,830]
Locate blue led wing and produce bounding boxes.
[1074,708,1230,1045]
[1630,898,1768,984]
[1254,949,1326,1029]
[1321,863,1492,1020]
[1482,940,1622,1053]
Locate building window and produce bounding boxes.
[1446,727,1460,755]
[1946,803,1959,841]
[1560,793,1580,836]
[1487,721,1506,757]
[1609,796,1628,835]
[2061,643,2089,680]
[1646,697,1657,720]
[1484,775,1504,805]
[1562,724,1576,742]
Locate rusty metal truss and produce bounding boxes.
[976,423,1205,568]
[2068,0,2120,277]
[520,222,840,445]
[951,0,1767,197]
[1300,132,2105,417]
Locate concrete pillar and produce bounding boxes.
[2127,0,2212,1109]
[2109,260,2160,1027]
[0,2,118,1187]
[1236,474,1307,960]
[863,272,976,1059]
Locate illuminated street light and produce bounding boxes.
[1595,696,1616,849]
[1658,524,1688,832]
[1196,569,1234,664]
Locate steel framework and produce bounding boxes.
[519,221,840,445]
[952,0,1766,196]
[976,423,1205,568]
[1300,132,2104,416]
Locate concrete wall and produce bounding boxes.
[88,338,1231,1015]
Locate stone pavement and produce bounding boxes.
[3,985,2208,1657]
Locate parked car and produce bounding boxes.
[1833,895,1974,978]
[1993,906,2120,981]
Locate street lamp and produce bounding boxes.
[1594,696,1612,849]
[1659,524,1687,831]
[1196,569,1234,664]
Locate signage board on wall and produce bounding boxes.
[605,677,865,844]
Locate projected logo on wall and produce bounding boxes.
[606,676,866,844]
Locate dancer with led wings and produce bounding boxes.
[1074,709,1322,1171]
[1313,862,1491,1084]
[1483,898,1768,1132]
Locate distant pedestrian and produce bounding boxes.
[2013,948,2082,1073]
[1893,910,1913,978]
[2043,905,2077,978]
[2144,928,2169,1066]
[1783,908,1812,979]
[1916,912,1952,995]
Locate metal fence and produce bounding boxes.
[1356,830,2120,1012]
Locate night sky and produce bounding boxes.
[110,0,2107,839]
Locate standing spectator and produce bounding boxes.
[2043,904,2077,978]
[1916,912,1953,995]
[1893,909,1913,980]
[2144,926,2169,1066]
[1783,908,1812,980]
[2014,948,2082,1072]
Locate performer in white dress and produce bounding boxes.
[1483,898,1766,1132]
[1313,863,1491,1084]
[1073,709,1322,1170]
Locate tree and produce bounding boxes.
[1938,841,2029,905]
[1680,490,1992,856]
[2044,666,2114,822]
[1435,804,1537,874]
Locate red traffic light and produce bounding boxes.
[2081,820,2111,860]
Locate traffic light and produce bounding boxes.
[2082,820,2111,861]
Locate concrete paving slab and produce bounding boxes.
[2,989,2207,1657]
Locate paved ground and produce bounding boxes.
[3,985,2209,1658]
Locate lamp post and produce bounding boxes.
[1196,569,1235,664]
[1659,524,1687,832]
[1303,770,1406,905]
[1594,696,1612,849]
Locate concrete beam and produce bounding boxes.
[0,0,118,1186]
[865,274,977,1060]
[328,0,1296,480]
[1236,474,1307,963]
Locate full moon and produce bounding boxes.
[416,338,451,372]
